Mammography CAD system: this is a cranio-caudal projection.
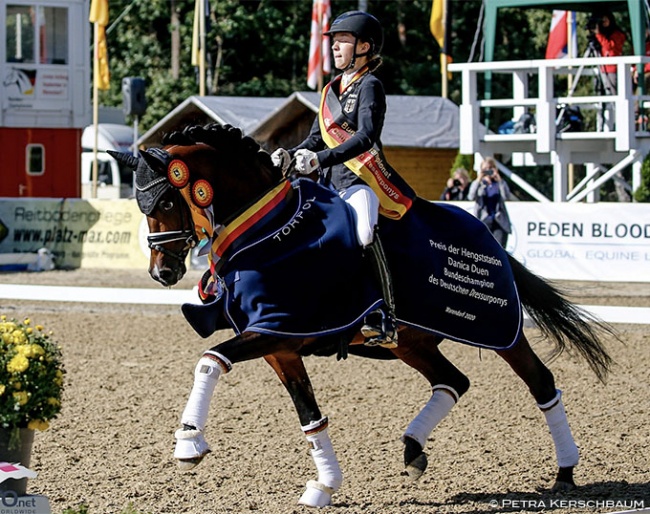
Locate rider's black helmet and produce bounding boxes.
[325,11,384,56]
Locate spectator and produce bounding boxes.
[467,157,515,248]
[589,10,626,131]
[440,168,471,201]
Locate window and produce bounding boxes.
[26,144,44,175]
[5,5,34,63]
[5,4,68,65]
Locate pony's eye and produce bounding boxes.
[160,200,174,211]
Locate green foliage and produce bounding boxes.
[450,153,474,178]
[633,153,650,202]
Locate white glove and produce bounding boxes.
[270,148,290,173]
[294,149,320,175]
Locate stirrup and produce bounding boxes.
[363,311,398,349]
[174,427,211,470]
[360,309,383,339]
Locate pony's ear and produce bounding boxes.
[141,148,170,174]
[107,150,139,170]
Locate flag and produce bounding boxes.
[545,10,577,59]
[192,0,211,67]
[307,0,331,90]
[89,0,110,90]
[430,0,452,76]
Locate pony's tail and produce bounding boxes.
[508,254,615,383]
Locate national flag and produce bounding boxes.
[545,10,577,59]
[430,0,452,76]
[192,0,211,67]
[89,0,110,90]
[307,0,331,90]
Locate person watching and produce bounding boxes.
[467,157,515,249]
[440,168,470,201]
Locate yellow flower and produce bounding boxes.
[23,318,31,326]
[7,354,30,373]
[13,391,29,406]
[16,344,44,358]
[11,329,27,344]
[0,385,5,395]
[47,397,60,407]
[27,419,49,431]
[35,325,44,331]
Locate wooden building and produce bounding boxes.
[138,93,466,200]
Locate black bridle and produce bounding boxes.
[136,177,198,264]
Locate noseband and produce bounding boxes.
[137,176,197,264]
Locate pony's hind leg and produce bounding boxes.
[392,330,470,481]
[496,333,578,491]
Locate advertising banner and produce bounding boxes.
[0,198,149,269]
[493,203,650,283]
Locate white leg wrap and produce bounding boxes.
[298,418,343,508]
[402,385,458,448]
[180,356,222,430]
[538,389,579,468]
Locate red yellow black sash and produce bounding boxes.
[318,71,415,220]
[209,179,293,271]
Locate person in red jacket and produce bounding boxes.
[590,10,626,130]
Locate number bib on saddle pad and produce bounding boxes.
[380,199,522,350]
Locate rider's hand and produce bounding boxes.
[294,149,320,175]
[270,148,290,174]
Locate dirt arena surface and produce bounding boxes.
[1,269,648,514]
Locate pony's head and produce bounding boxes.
[111,123,283,286]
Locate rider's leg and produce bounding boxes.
[340,184,397,348]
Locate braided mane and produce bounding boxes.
[162,123,282,181]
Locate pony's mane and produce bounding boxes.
[162,123,281,179]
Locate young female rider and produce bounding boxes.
[272,11,416,349]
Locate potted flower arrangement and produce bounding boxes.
[0,315,65,495]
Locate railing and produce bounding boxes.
[448,56,650,202]
[449,55,650,155]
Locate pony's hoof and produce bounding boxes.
[405,453,428,481]
[551,480,576,493]
[177,455,209,471]
[403,436,428,481]
[551,467,576,492]
[298,480,335,508]
[174,428,211,471]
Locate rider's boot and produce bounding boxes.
[360,233,398,349]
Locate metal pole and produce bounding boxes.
[92,21,99,199]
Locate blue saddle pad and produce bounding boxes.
[381,199,522,350]
[183,180,522,350]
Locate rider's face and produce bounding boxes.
[331,32,369,71]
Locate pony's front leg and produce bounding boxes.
[174,332,303,470]
[265,353,343,508]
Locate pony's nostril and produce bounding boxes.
[158,268,177,286]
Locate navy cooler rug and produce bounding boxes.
[184,180,521,350]
[381,198,522,350]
